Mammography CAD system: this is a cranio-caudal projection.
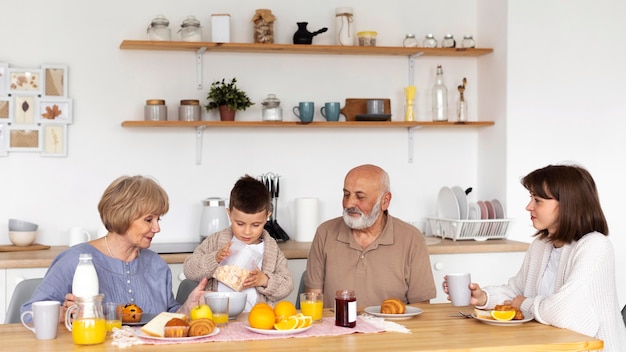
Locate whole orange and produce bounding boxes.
[274,301,297,319]
[248,305,276,330]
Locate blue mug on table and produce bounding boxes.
[320,102,341,121]
[293,102,315,123]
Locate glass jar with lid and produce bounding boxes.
[147,15,171,41]
[461,35,476,48]
[261,94,282,121]
[179,15,202,42]
[403,33,418,48]
[422,34,437,48]
[442,34,456,48]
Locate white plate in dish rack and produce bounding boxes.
[492,199,505,219]
[451,186,468,220]
[437,187,460,219]
[468,202,481,220]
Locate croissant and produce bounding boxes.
[494,304,524,320]
[380,298,406,314]
[188,318,216,336]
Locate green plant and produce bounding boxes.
[205,78,254,111]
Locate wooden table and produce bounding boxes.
[0,303,602,351]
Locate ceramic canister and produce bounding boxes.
[178,100,201,121]
[144,100,167,121]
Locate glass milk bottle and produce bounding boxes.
[72,253,99,298]
[431,65,448,121]
[335,7,355,46]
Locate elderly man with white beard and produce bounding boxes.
[305,164,436,308]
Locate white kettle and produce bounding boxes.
[199,197,230,241]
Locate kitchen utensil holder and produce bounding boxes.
[427,217,510,241]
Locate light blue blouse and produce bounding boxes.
[21,243,180,317]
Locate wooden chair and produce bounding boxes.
[4,278,43,324]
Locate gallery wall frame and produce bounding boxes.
[38,98,72,124]
[7,124,42,152]
[42,64,68,98]
[7,68,42,96]
[0,96,12,123]
[41,124,67,157]
[0,124,7,156]
[0,62,8,96]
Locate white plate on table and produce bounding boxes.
[437,187,460,219]
[451,186,468,220]
[491,199,505,219]
[468,202,481,220]
[472,314,533,326]
[136,327,220,341]
[363,306,423,320]
[243,324,312,335]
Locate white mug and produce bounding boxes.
[21,301,61,340]
[69,227,92,247]
[446,273,472,306]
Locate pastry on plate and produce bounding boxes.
[189,318,216,336]
[380,298,406,314]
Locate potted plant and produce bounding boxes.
[205,78,254,121]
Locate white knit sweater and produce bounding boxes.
[481,232,626,351]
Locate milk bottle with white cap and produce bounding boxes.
[72,253,99,297]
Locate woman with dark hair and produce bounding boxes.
[444,164,625,351]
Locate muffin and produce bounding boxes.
[121,303,143,323]
[163,317,190,338]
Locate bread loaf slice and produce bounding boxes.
[140,312,187,337]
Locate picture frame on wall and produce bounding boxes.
[41,124,67,157]
[7,125,41,152]
[7,68,42,95]
[0,62,8,96]
[0,96,12,123]
[38,98,72,124]
[42,64,68,97]
[0,124,7,156]
[13,95,38,124]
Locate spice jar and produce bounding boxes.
[442,34,456,48]
[403,33,418,47]
[178,100,201,121]
[335,7,355,46]
[357,31,377,46]
[423,34,437,48]
[261,94,282,121]
[335,289,357,328]
[461,35,476,48]
[179,16,202,42]
[144,100,167,121]
[147,15,171,41]
[252,9,275,44]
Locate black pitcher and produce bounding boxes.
[293,22,328,45]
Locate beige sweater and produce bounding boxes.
[183,228,293,306]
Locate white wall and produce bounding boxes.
[1,0,625,305]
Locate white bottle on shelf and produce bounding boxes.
[335,7,355,46]
[72,253,99,297]
[432,65,449,121]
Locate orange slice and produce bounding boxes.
[300,315,313,328]
[490,310,516,321]
[274,316,299,330]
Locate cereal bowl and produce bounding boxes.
[9,230,37,247]
[8,218,39,232]
[204,291,247,319]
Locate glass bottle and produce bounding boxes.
[423,34,437,48]
[65,294,106,345]
[442,34,456,48]
[147,15,171,41]
[72,253,99,298]
[335,7,355,46]
[403,33,418,47]
[461,35,476,48]
[335,289,357,328]
[179,15,202,42]
[432,65,448,121]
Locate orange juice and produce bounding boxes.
[301,300,323,321]
[106,319,122,332]
[72,318,106,345]
[212,313,229,325]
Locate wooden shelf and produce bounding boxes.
[121,120,494,128]
[120,40,493,57]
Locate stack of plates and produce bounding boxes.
[437,186,505,220]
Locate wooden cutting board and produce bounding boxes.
[0,243,51,252]
[340,98,391,121]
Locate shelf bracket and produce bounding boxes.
[407,126,423,163]
[196,47,207,90]
[408,53,424,86]
[195,126,205,165]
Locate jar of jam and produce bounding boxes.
[335,289,357,328]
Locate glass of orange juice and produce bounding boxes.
[207,295,229,326]
[300,292,323,322]
[104,303,122,333]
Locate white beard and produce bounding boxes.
[342,196,383,230]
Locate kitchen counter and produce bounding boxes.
[0,239,528,269]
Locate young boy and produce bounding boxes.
[184,175,293,310]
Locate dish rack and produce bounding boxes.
[427,217,511,241]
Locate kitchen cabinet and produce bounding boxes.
[119,41,494,164]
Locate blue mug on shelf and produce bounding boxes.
[320,102,341,121]
[293,102,315,123]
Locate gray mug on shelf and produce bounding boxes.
[320,102,341,121]
[293,102,315,123]
[366,99,385,115]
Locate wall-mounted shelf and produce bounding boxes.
[121,120,494,164]
[120,40,493,88]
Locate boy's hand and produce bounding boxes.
[244,269,268,288]
[215,241,232,263]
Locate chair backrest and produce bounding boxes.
[4,278,43,324]
[622,304,626,326]
[176,279,199,305]
[295,270,306,309]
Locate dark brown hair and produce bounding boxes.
[521,164,608,243]
[229,175,270,214]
